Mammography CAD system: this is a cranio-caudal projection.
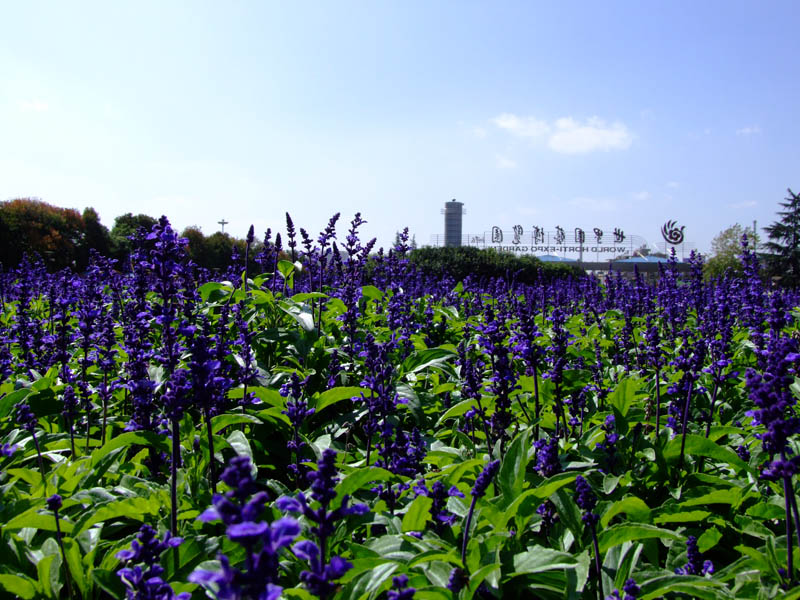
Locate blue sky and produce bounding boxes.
[2,1,798,255]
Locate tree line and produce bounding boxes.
[4,191,799,287]
[0,198,257,272]
[703,188,800,287]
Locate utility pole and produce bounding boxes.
[218,219,229,233]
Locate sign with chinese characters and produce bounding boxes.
[488,225,629,254]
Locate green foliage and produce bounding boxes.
[0,198,113,270]
[409,246,582,283]
[762,188,800,287]
[109,212,158,262]
[703,223,755,280]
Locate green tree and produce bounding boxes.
[110,213,158,262]
[0,198,87,270]
[703,223,755,279]
[82,207,111,258]
[762,188,800,287]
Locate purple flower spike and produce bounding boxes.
[1,443,17,457]
[389,573,416,600]
[472,459,501,498]
[46,494,62,512]
[227,521,269,543]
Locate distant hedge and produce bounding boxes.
[408,246,583,283]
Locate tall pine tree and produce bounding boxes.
[763,188,800,287]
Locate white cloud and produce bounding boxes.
[19,99,49,112]
[633,190,651,201]
[736,125,762,136]
[730,200,757,208]
[491,113,550,138]
[548,117,632,154]
[495,154,517,169]
[490,113,633,154]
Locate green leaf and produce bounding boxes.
[315,386,371,412]
[4,508,73,534]
[653,510,711,524]
[401,348,457,375]
[511,546,577,575]
[401,495,433,533]
[697,526,722,553]
[92,569,129,599]
[464,564,501,600]
[198,281,233,303]
[211,413,262,433]
[0,388,31,419]
[497,429,531,502]
[91,432,170,467]
[249,386,286,408]
[607,377,646,417]
[436,398,479,425]
[663,435,748,472]
[333,467,394,509]
[746,503,784,520]
[531,471,578,500]
[601,496,651,528]
[597,523,683,553]
[36,554,58,599]
[62,538,88,597]
[680,488,741,508]
[72,496,162,536]
[227,430,254,461]
[0,574,37,599]
[361,285,384,301]
[638,574,728,600]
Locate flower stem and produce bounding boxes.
[461,495,478,566]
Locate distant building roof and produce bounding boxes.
[614,256,672,263]
[537,254,578,263]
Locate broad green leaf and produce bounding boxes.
[0,388,31,419]
[663,435,748,472]
[249,386,286,408]
[638,574,728,600]
[0,574,37,599]
[227,430,254,461]
[198,282,232,303]
[91,432,170,467]
[73,496,161,535]
[211,413,262,433]
[697,526,722,553]
[436,398,478,425]
[401,348,457,375]
[601,496,651,528]
[607,377,646,417]
[653,510,711,524]
[511,547,577,575]
[464,564,501,600]
[498,429,531,501]
[4,508,74,534]
[531,471,579,500]
[597,523,683,553]
[401,495,433,533]
[36,554,58,599]
[361,285,384,301]
[63,538,88,597]
[680,488,741,508]
[315,386,371,412]
[333,467,394,509]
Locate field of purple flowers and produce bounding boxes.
[1,213,800,600]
